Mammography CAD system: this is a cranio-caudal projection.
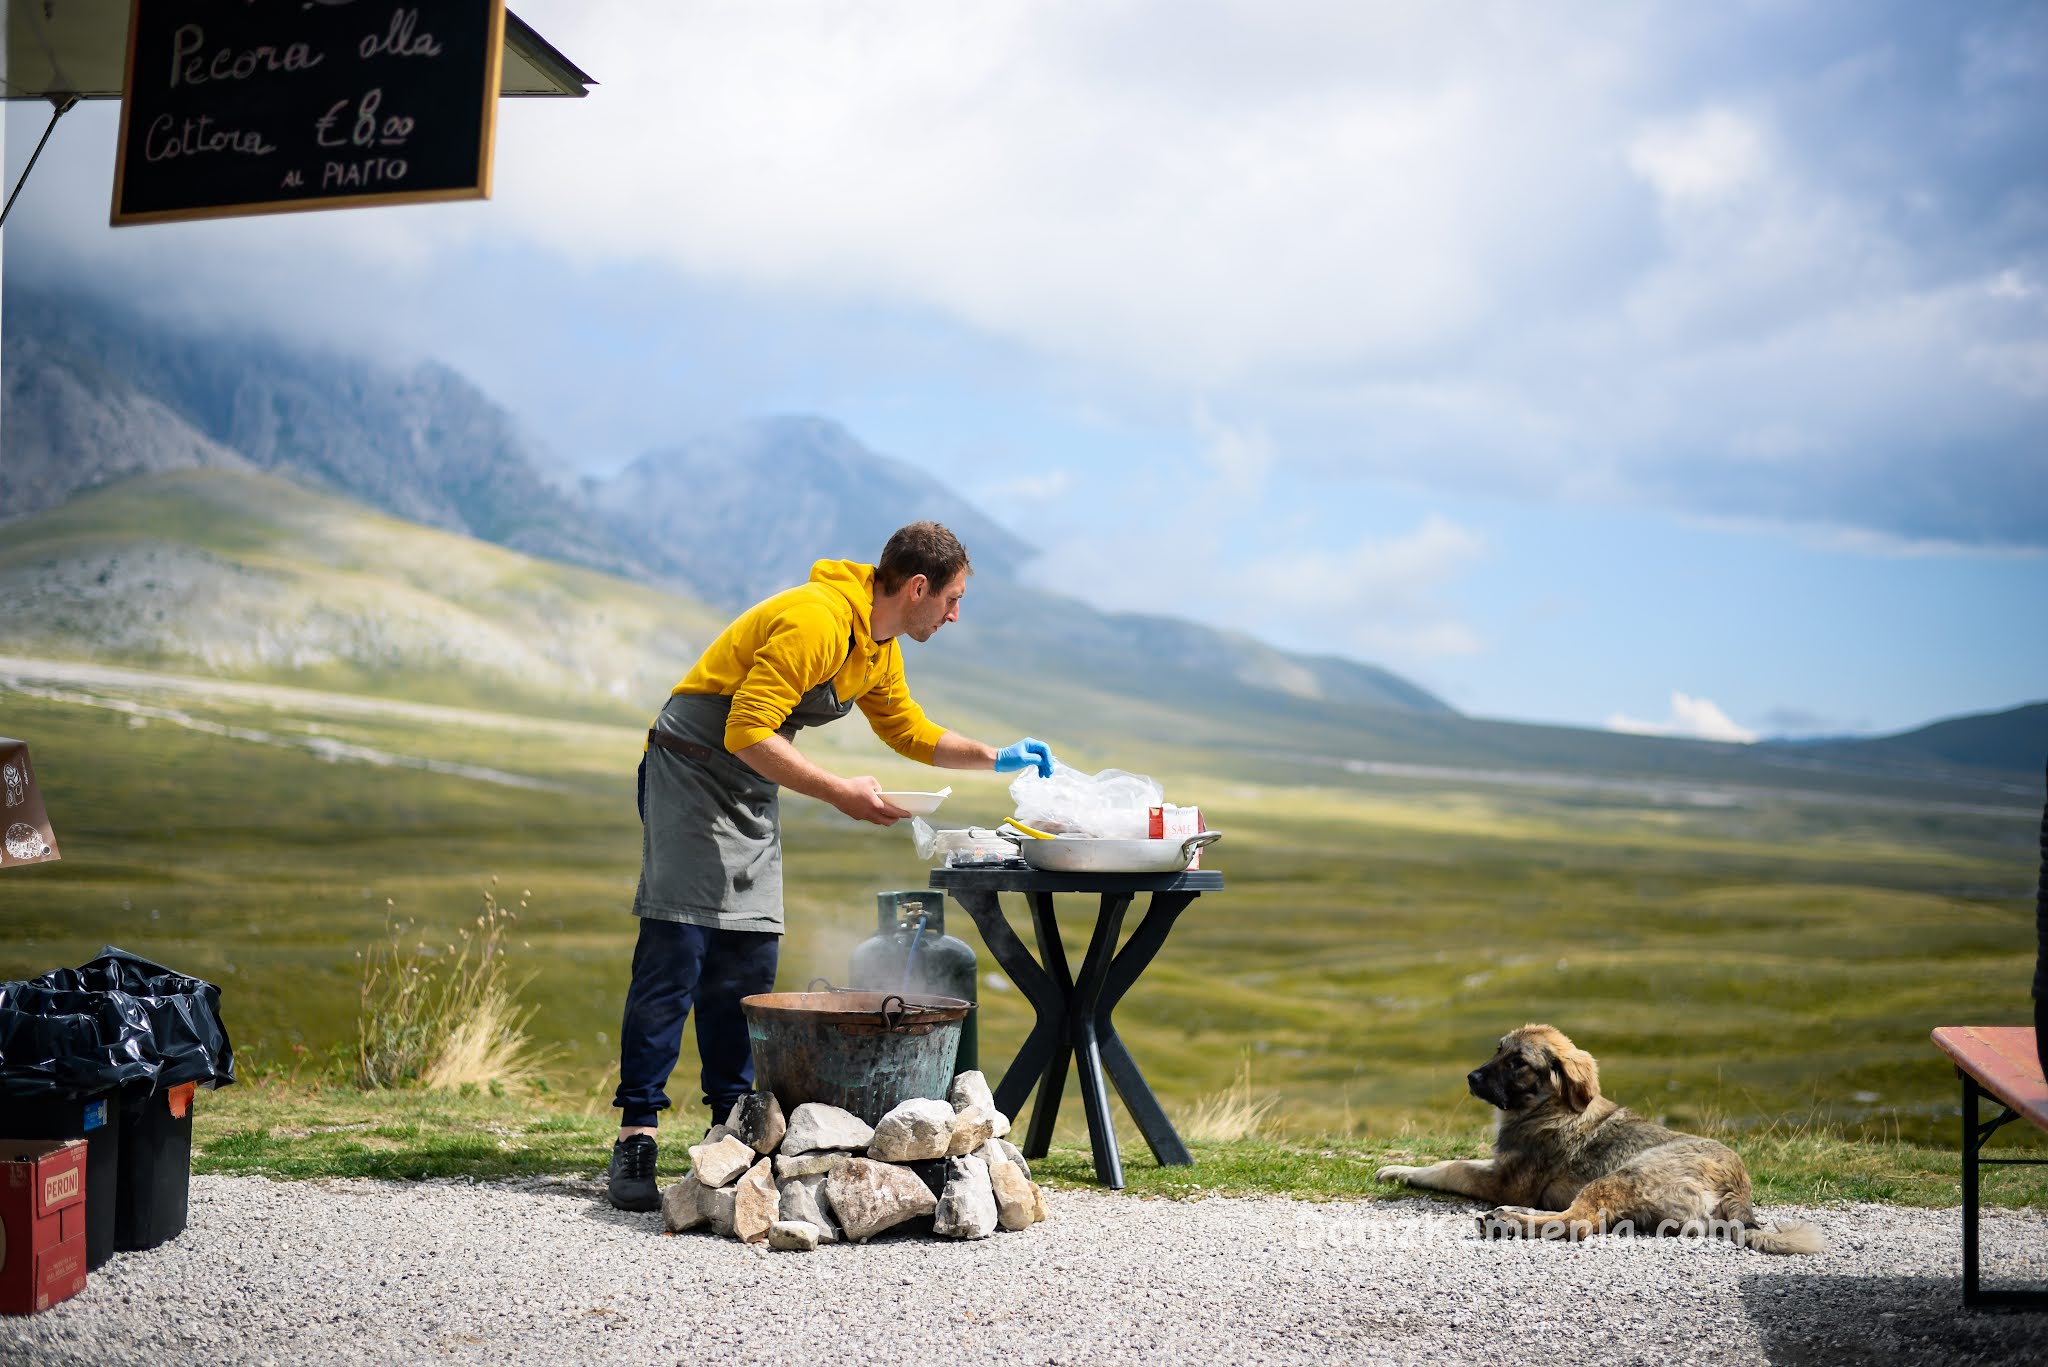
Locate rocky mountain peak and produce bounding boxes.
[3,280,1451,717]
[587,414,1033,608]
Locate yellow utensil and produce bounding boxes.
[1001,816,1057,840]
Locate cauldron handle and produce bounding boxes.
[806,976,837,993]
[879,993,906,1031]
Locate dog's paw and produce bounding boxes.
[1373,1165,1418,1185]
[1476,1208,1522,1239]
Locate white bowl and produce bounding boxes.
[878,788,951,815]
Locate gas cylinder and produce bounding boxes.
[849,890,977,1074]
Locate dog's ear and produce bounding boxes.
[1554,1046,1600,1111]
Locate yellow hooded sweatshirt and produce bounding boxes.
[671,559,945,762]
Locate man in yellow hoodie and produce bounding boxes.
[607,521,1055,1210]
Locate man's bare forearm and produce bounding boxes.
[731,734,840,803]
[931,732,998,769]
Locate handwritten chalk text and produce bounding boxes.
[360,9,445,60]
[168,25,323,88]
[145,113,277,161]
[323,158,411,191]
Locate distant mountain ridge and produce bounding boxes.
[0,468,723,718]
[1,281,1453,717]
[584,415,1034,607]
[2,327,254,512]
[2,288,640,579]
[0,467,2038,806]
[1773,703,2048,783]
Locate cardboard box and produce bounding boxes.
[0,1138,90,1315]
[0,738,61,869]
[1148,804,1205,869]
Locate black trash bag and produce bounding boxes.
[0,981,162,1101]
[29,946,235,1091]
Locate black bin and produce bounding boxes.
[114,1081,197,1251]
[2,1089,121,1270]
[3,948,233,1261]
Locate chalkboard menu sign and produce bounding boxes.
[111,1,505,225]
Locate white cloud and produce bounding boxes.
[1627,110,1766,203]
[478,1,1537,385]
[10,1,1593,382]
[1193,404,1276,497]
[1607,692,1758,743]
[1029,505,1487,671]
[1987,268,2036,301]
[1236,514,1486,617]
[9,1,2044,547]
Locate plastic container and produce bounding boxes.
[933,828,1020,866]
[2,949,233,1262]
[114,1081,197,1251]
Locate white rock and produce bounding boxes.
[990,1158,1047,1230]
[824,1157,938,1242]
[689,1134,756,1188]
[782,1103,876,1155]
[733,1157,779,1243]
[973,1136,1033,1181]
[933,1156,998,1240]
[768,1220,820,1252]
[946,1104,996,1157]
[726,1092,787,1156]
[867,1097,956,1163]
[703,1183,738,1238]
[995,1137,1031,1178]
[774,1150,850,1181]
[777,1173,842,1243]
[660,1176,707,1232]
[949,1070,993,1111]
[703,1124,739,1145]
[949,1071,1012,1139]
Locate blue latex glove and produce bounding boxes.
[995,738,1054,778]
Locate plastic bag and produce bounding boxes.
[910,815,938,861]
[1,946,236,1100]
[1009,762,1164,838]
[32,946,235,1090]
[0,982,161,1101]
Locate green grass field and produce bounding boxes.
[178,1082,2031,1209]
[2,666,2041,1205]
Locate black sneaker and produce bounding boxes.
[607,1134,659,1211]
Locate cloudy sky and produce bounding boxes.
[5,0,2044,737]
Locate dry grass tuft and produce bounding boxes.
[356,879,552,1091]
[1181,1050,1282,1142]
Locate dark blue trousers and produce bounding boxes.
[616,757,780,1129]
[614,916,779,1130]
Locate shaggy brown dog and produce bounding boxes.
[1375,1024,1825,1254]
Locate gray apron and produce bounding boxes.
[632,637,858,934]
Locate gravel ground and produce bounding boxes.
[4,1177,2045,1366]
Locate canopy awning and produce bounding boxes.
[4,2,594,100]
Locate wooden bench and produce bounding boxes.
[1930,1026,2048,1309]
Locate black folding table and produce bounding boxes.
[929,866,1224,1188]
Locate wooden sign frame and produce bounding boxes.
[110,0,506,226]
